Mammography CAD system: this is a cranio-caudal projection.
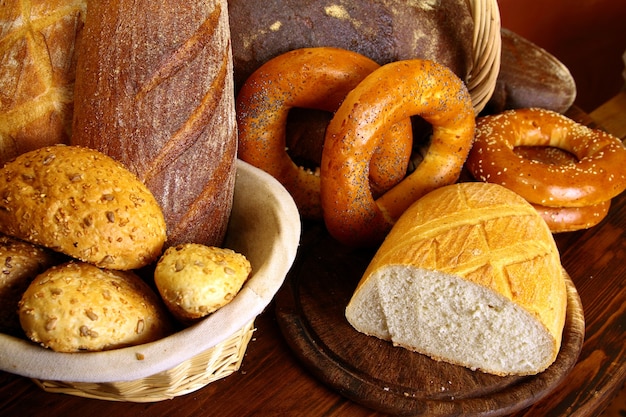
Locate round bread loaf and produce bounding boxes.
[18,261,172,352]
[0,145,167,270]
[0,0,87,165]
[345,182,567,376]
[228,0,475,92]
[154,244,252,323]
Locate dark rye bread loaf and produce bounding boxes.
[485,28,577,114]
[228,0,475,92]
[71,0,237,247]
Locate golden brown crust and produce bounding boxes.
[71,0,237,247]
[0,0,86,164]
[466,108,626,208]
[511,145,613,233]
[236,47,412,219]
[354,182,566,374]
[320,59,475,247]
[0,145,167,270]
[532,200,611,233]
[18,261,172,352]
[0,234,60,335]
[154,244,251,323]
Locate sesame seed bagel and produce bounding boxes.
[532,200,611,233]
[466,108,626,208]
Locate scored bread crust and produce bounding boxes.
[346,182,567,376]
[71,0,237,247]
[0,0,87,164]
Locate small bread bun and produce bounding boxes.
[0,234,60,335]
[0,145,167,270]
[154,244,251,323]
[18,262,172,352]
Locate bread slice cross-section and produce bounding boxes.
[345,182,567,376]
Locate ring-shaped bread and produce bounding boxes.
[236,47,413,219]
[466,108,626,207]
[532,200,611,233]
[320,59,476,247]
[514,145,611,232]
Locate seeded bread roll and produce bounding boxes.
[0,0,86,164]
[0,145,166,270]
[18,261,172,352]
[154,243,251,323]
[345,182,567,376]
[0,234,60,336]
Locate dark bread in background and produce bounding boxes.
[228,0,475,92]
[485,28,577,114]
[228,2,577,173]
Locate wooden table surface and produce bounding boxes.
[1,96,625,416]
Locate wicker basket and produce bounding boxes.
[32,320,256,402]
[466,0,502,114]
[0,160,301,402]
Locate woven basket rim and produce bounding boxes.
[0,160,301,385]
[466,0,502,114]
[32,320,256,402]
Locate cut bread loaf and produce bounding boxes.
[345,182,567,376]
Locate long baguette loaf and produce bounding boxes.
[345,182,567,376]
[71,0,237,247]
[0,0,86,164]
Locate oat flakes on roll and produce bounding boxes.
[345,182,567,376]
[18,261,172,353]
[0,145,167,270]
[154,244,251,324]
[0,234,60,336]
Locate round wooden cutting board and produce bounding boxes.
[275,224,585,417]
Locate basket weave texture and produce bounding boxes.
[466,0,502,114]
[33,320,255,402]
